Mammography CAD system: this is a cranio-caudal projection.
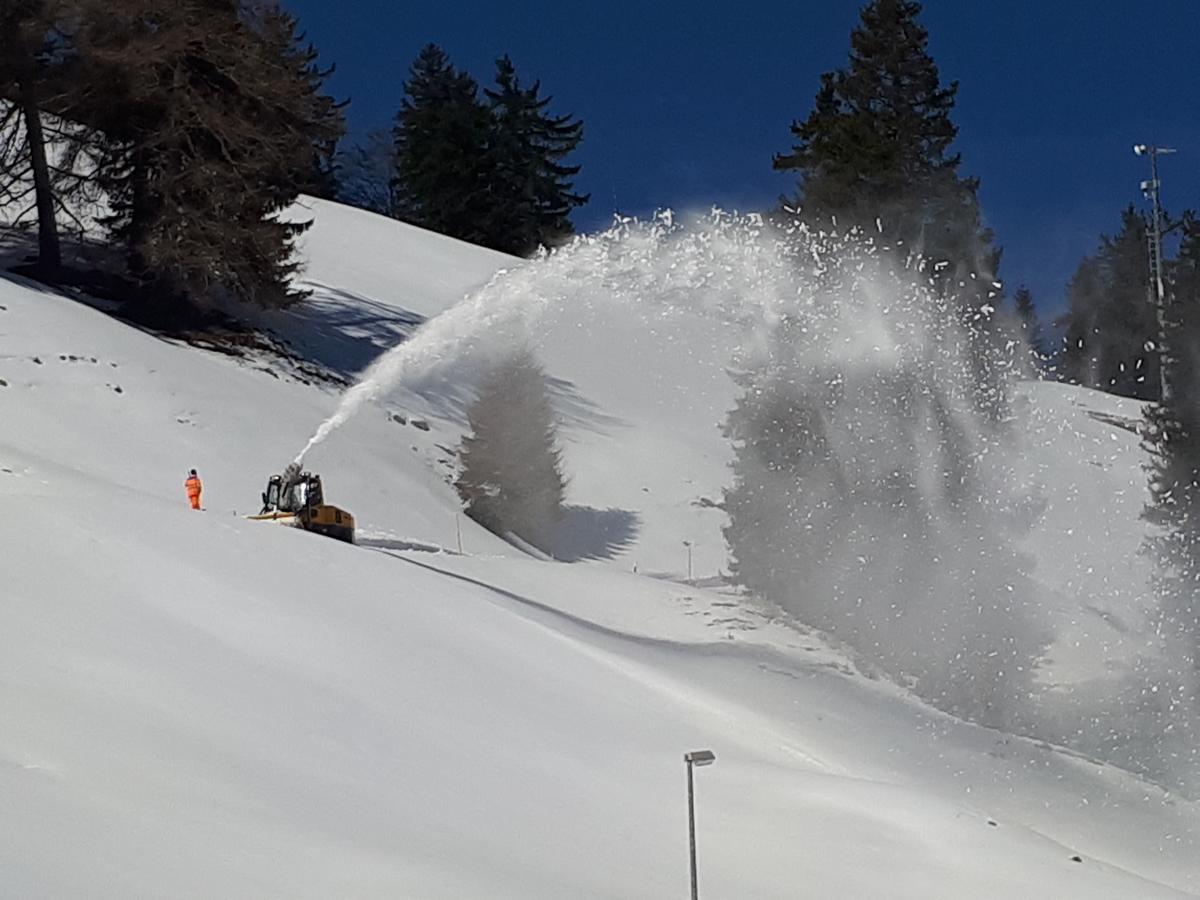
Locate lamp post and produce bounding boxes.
[682,541,693,585]
[1134,142,1177,402]
[684,749,716,900]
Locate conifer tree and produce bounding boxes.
[255,4,347,204]
[1011,286,1046,371]
[455,348,566,550]
[389,48,587,255]
[1142,213,1200,712]
[1060,207,1158,400]
[481,55,587,256]
[1058,256,1102,386]
[392,44,492,245]
[79,0,343,314]
[773,0,997,301]
[0,0,99,276]
[0,0,60,273]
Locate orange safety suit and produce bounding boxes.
[185,473,203,510]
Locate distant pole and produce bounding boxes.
[456,514,463,554]
[1134,143,1178,402]
[683,541,693,585]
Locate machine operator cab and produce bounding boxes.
[253,465,353,543]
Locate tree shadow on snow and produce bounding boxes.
[256,283,629,436]
[0,230,37,270]
[259,280,425,378]
[546,373,629,436]
[545,505,640,562]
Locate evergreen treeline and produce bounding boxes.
[1059,206,1161,400]
[2,13,588,318]
[773,0,998,313]
[0,0,345,317]
[339,43,587,258]
[1142,215,1200,719]
[1011,287,1045,364]
[722,0,1048,728]
[772,0,1010,425]
[0,0,91,276]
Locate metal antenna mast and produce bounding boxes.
[1134,143,1177,402]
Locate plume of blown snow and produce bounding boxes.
[719,227,1049,730]
[302,213,1194,761]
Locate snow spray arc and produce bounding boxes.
[292,211,1045,727]
[295,209,829,464]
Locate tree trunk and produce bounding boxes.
[19,75,61,276]
[127,148,152,283]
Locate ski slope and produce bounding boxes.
[1,198,1197,897]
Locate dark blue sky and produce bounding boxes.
[283,0,1200,317]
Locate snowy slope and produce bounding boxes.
[1,200,1198,897]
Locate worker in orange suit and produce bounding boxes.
[185,469,203,510]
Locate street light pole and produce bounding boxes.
[684,749,716,900]
[682,541,693,585]
[1134,143,1178,402]
[687,758,696,898]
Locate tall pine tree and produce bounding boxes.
[1142,213,1200,716]
[79,0,344,315]
[391,44,492,246]
[481,55,587,256]
[1011,286,1046,373]
[0,0,59,273]
[773,0,997,301]
[391,48,587,256]
[1060,207,1158,400]
[0,0,96,276]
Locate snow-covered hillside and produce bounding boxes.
[1,199,1197,897]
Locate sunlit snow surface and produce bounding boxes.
[0,199,1196,897]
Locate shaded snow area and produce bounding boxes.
[1,200,1197,897]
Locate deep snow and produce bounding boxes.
[0,198,1197,897]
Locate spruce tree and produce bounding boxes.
[0,0,93,276]
[1058,256,1103,387]
[1012,286,1045,371]
[254,4,347,207]
[1142,213,1200,713]
[455,348,566,550]
[481,55,587,256]
[0,0,58,273]
[773,0,997,301]
[79,0,344,315]
[1060,207,1158,400]
[392,44,492,245]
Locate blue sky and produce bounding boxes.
[283,0,1200,318]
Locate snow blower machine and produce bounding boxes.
[247,463,355,543]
